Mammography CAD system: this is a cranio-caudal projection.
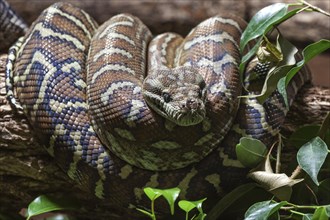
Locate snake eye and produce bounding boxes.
[162,92,172,103]
[199,81,206,89]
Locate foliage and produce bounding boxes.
[25,195,79,220]
[136,187,206,220]
[210,1,330,219]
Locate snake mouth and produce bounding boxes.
[174,109,206,126]
[145,97,206,126]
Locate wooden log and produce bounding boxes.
[0,52,329,219]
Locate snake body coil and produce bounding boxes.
[87,13,244,170]
[4,1,310,215]
[0,0,27,50]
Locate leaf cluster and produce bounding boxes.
[137,187,207,220]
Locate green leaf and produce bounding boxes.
[312,206,329,220]
[178,198,206,213]
[289,125,321,148]
[244,200,287,220]
[242,35,298,103]
[178,198,207,214]
[256,35,298,104]
[158,188,180,215]
[26,195,79,220]
[326,205,330,217]
[277,77,288,107]
[236,137,268,168]
[240,3,288,52]
[143,187,163,201]
[285,40,330,87]
[257,36,283,63]
[191,198,207,214]
[297,137,329,186]
[302,213,314,220]
[178,200,196,213]
[207,183,258,219]
[239,7,303,75]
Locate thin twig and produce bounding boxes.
[300,0,330,16]
[275,135,282,174]
[290,165,302,179]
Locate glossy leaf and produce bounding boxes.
[312,206,329,220]
[242,35,297,103]
[26,195,79,220]
[302,214,314,220]
[256,35,297,104]
[244,200,287,220]
[297,137,329,186]
[143,187,163,201]
[178,198,206,220]
[178,198,206,213]
[159,188,180,215]
[285,40,330,87]
[326,205,330,217]
[240,3,288,52]
[257,37,283,63]
[277,77,288,107]
[236,137,268,168]
[191,198,207,213]
[207,183,258,219]
[178,200,196,213]
[239,7,303,74]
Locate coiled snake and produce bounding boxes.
[2,1,310,216]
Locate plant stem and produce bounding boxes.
[151,200,156,220]
[289,210,307,216]
[290,165,302,179]
[300,0,330,16]
[276,135,282,173]
[282,202,319,210]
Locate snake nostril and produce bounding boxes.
[186,99,198,110]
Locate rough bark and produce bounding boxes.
[0,52,329,219]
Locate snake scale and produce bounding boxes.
[2,1,310,216]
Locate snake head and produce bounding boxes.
[143,66,207,126]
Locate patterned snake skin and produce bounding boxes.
[3,1,310,215]
[87,13,243,171]
[0,0,27,50]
